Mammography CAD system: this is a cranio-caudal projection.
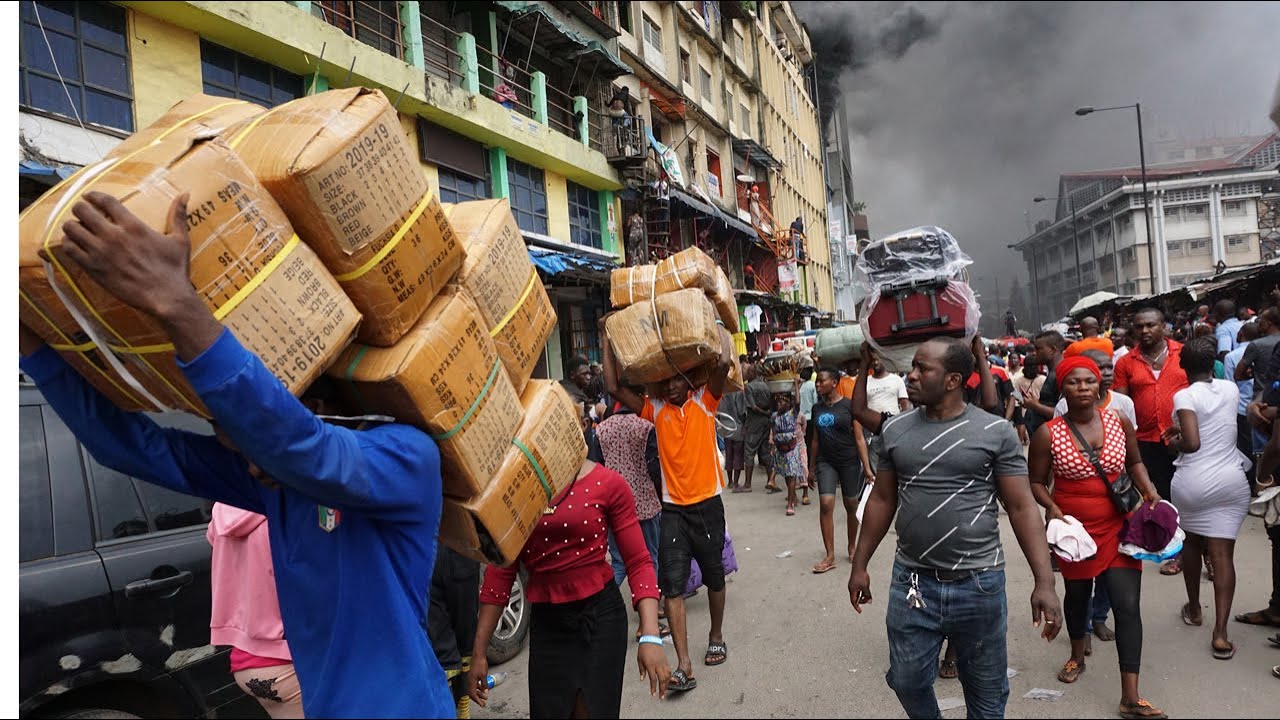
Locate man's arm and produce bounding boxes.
[706,326,734,401]
[851,344,883,432]
[1257,416,1280,489]
[972,336,999,413]
[1236,344,1257,382]
[602,324,644,414]
[996,471,1063,640]
[848,463,899,612]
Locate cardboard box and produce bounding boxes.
[610,247,739,333]
[606,288,723,385]
[452,380,589,566]
[328,287,523,499]
[18,136,360,417]
[228,87,462,346]
[443,200,557,393]
[107,94,265,159]
[684,331,744,393]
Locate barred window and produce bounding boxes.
[201,40,304,108]
[437,166,487,204]
[567,181,601,249]
[19,1,133,131]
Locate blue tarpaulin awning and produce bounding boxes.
[528,247,616,276]
[20,159,77,183]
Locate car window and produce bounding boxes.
[136,483,212,532]
[84,455,150,541]
[19,406,54,562]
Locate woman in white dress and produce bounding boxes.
[1162,337,1251,660]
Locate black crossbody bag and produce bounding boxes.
[1064,417,1143,516]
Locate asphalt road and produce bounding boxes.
[474,472,1278,719]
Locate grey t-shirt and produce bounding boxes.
[1242,333,1280,397]
[877,404,1028,572]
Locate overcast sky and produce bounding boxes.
[795,1,1280,309]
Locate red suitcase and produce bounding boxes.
[866,276,972,346]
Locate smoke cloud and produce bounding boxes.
[796,1,1280,313]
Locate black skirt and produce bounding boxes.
[528,580,628,719]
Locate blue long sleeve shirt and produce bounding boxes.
[21,329,453,719]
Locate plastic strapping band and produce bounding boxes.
[21,288,146,407]
[341,345,373,413]
[490,270,539,337]
[512,437,554,501]
[333,192,435,283]
[649,267,694,385]
[430,358,502,441]
[226,105,281,149]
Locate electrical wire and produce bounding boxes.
[30,0,108,159]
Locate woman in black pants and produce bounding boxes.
[1029,356,1166,719]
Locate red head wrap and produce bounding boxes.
[1055,356,1102,392]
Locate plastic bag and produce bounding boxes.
[852,226,981,361]
[855,482,874,523]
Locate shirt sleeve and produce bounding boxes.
[698,386,721,413]
[1242,343,1258,370]
[896,376,909,399]
[180,328,439,521]
[1173,387,1195,414]
[604,471,660,606]
[875,422,896,471]
[478,560,520,607]
[641,397,656,423]
[20,344,265,513]
[1217,324,1233,355]
[1054,397,1067,418]
[993,422,1029,477]
[1112,356,1132,391]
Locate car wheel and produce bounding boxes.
[483,567,530,666]
[52,710,141,720]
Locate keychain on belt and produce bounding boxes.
[905,572,926,610]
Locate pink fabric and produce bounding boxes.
[229,647,291,673]
[207,503,291,662]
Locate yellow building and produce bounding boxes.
[17,0,641,377]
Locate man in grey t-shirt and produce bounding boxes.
[849,338,1062,720]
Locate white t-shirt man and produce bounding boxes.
[1054,389,1137,427]
[865,372,909,415]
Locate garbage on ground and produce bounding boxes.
[1023,688,1064,701]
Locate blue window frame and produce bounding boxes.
[200,40,305,108]
[19,1,134,132]
[567,181,602,249]
[508,159,548,234]
[437,166,488,204]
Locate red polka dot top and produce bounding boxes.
[479,463,660,608]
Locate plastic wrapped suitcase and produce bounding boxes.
[852,226,979,351]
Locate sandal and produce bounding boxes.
[1212,641,1236,660]
[765,484,782,494]
[801,496,811,505]
[704,641,727,666]
[667,668,697,693]
[1118,698,1168,719]
[1056,658,1085,683]
[731,485,753,493]
[938,658,958,679]
[812,560,837,574]
[1273,665,1280,679]
[1181,602,1203,627]
[786,503,796,516]
[1235,608,1280,627]
[1160,557,1183,576]
[1267,633,1280,648]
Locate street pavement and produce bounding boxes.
[474,470,1278,719]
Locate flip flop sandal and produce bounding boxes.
[1181,603,1203,627]
[1234,609,1280,627]
[765,485,782,494]
[1267,633,1280,648]
[1118,699,1168,719]
[812,561,836,574]
[704,641,728,666]
[1212,642,1237,660]
[1056,659,1085,683]
[1160,558,1183,576]
[786,505,796,516]
[1272,665,1280,679]
[668,668,697,693]
[801,496,811,505]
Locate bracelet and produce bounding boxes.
[637,635,664,646]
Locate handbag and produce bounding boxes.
[1064,417,1143,516]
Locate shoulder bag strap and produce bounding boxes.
[1063,415,1116,493]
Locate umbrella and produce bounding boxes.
[1070,290,1120,316]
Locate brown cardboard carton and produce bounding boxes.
[683,329,743,392]
[227,87,463,346]
[18,137,360,417]
[443,200,556,393]
[107,94,265,159]
[605,288,722,384]
[328,287,523,499]
[438,497,488,564]
[455,380,589,566]
[609,247,739,333]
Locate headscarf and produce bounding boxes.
[1055,356,1102,392]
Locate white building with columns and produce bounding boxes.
[1013,132,1280,323]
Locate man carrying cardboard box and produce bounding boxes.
[19,192,454,718]
[602,321,736,694]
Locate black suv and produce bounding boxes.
[20,381,530,718]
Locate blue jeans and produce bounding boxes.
[608,514,662,587]
[1087,580,1111,631]
[886,562,1009,719]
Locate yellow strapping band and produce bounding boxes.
[227,105,280,149]
[21,289,145,406]
[333,192,435,283]
[489,269,540,338]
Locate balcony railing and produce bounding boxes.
[420,13,466,87]
[315,1,404,59]
[604,117,647,164]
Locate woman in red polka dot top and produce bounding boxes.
[467,455,671,718]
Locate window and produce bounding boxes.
[679,50,691,84]
[1165,206,1182,223]
[706,149,722,197]
[85,455,149,541]
[507,159,548,234]
[725,91,733,124]
[1188,238,1211,254]
[740,104,750,132]
[641,13,662,51]
[437,167,488,204]
[699,66,712,100]
[1228,234,1252,252]
[567,181,602,249]
[1117,214,1132,230]
[1223,200,1247,216]
[200,40,304,108]
[19,1,133,132]
[1166,239,1183,254]
[618,1,633,34]
[315,1,404,59]
[1186,203,1208,218]
[19,407,54,563]
[1122,247,1137,263]
[734,28,746,62]
[135,483,211,533]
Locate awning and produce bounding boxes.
[567,40,633,79]
[20,159,76,184]
[524,231,618,285]
[668,187,758,239]
[732,138,782,171]
[497,2,592,57]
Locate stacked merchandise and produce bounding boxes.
[18,89,584,568]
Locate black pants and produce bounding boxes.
[1238,414,1258,485]
[658,496,727,597]
[1064,568,1143,673]
[1269,523,1280,614]
[427,547,480,674]
[1138,441,1176,499]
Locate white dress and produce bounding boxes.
[1170,379,1251,539]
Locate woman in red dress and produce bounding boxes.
[1029,356,1166,719]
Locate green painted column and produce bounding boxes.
[457,32,479,94]
[489,147,509,199]
[486,11,500,78]
[307,73,329,95]
[399,1,425,70]
[291,1,312,12]
[530,71,548,125]
[599,190,616,255]
[574,96,589,145]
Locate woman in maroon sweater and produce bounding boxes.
[467,459,671,718]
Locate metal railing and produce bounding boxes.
[474,40,538,121]
[315,1,404,59]
[419,13,465,88]
[604,117,646,163]
[545,81,582,146]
